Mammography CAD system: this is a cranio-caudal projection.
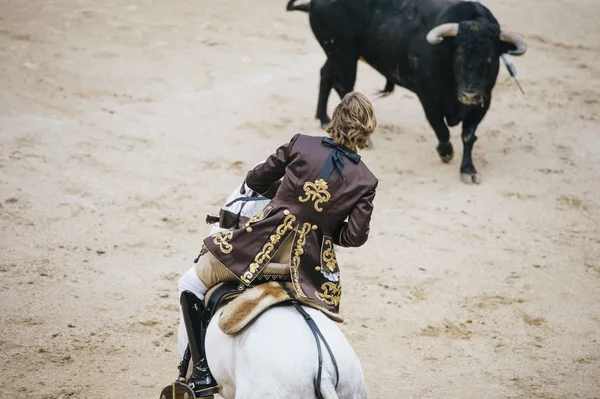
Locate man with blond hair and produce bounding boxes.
[176,92,379,397]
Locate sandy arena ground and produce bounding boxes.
[1,0,599,398]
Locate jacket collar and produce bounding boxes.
[319,138,361,182]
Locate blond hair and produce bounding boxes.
[327,92,377,151]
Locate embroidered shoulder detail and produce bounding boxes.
[298,179,331,212]
[212,231,233,254]
[241,213,296,284]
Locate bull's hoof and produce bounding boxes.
[436,142,454,163]
[317,115,331,131]
[440,153,453,163]
[375,89,393,98]
[461,173,481,184]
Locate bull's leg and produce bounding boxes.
[422,102,454,163]
[378,79,395,97]
[460,98,490,184]
[316,60,335,128]
[332,57,358,100]
[460,112,488,184]
[460,124,479,184]
[317,56,358,130]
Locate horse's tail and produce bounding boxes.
[319,379,340,399]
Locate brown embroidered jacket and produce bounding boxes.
[203,133,378,314]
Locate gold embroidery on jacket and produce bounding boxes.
[241,271,253,284]
[276,214,296,237]
[212,231,233,254]
[247,204,275,224]
[241,214,297,284]
[298,179,331,212]
[290,222,312,297]
[321,237,338,272]
[315,281,341,306]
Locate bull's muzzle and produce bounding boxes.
[458,91,484,105]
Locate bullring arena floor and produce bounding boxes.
[0,0,599,398]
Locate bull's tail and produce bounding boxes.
[286,0,310,12]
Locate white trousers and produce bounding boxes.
[177,267,209,359]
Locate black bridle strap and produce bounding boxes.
[293,302,340,397]
[224,196,269,207]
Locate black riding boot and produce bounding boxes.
[180,290,220,398]
[187,362,218,396]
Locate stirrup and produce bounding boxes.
[159,381,220,399]
[159,381,196,399]
[189,383,220,398]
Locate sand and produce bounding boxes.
[1,0,599,398]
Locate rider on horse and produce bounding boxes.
[176,91,379,397]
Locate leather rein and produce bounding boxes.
[293,302,340,398]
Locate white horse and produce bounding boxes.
[181,181,367,398]
[205,304,367,399]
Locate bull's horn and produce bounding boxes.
[426,23,459,44]
[500,30,527,56]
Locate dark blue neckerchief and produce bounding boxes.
[319,138,361,182]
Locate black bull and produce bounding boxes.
[287,0,527,183]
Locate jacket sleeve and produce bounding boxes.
[245,134,300,198]
[333,179,378,248]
